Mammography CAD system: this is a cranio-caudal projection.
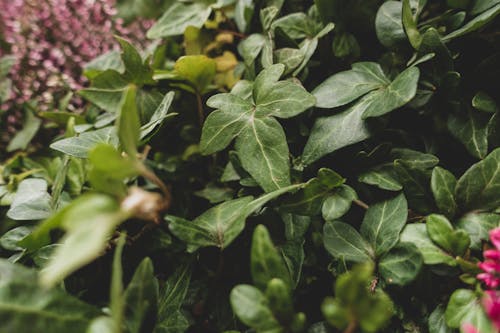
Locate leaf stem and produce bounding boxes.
[138,164,172,212]
[353,199,369,210]
[196,92,204,126]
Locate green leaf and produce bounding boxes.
[84,50,124,79]
[456,212,499,250]
[426,214,470,256]
[79,70,128,113]
[140,91,176,139]
[378,242,423,286]
[235,117,291,192]
[89,144,140,180]
[0,226,32,251]
[280,240,305,288]
[279,168,344,215]
[124,258,159,333]
[445,289,494,332]
[265,278,294,324]
[431,167,458,218]
[147,1,213,39]
[7,110,42,152]
[443,4,500,41]
[358,165,403,191]
[117,85,141,157]
[230,285,282,332]
[50,127,119,158]
[39,194,126,287]
[472,91,498,113]
[402,0,422,49]
[429,305,453,333]
[7,179,52,221]
[116,37,154,85]
[455,148,500,211]
[321,185,358,220]
[110,233,126,333]
[0,260,99,332]
[323,221,374,263]
[312,62,388,109]
[375,1,406,48]
[400,224,456,266]
[174,55,216,94]
[448,110,489,159]
[360,193,408,257]
[238,33,266,66]
[251,225,292,290]
[168,184,301,251]
[391,148,440,169]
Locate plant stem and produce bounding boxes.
[196,93,204,126]
[343,321,357,333]
[138,164,172,211]
[353,199,369,210]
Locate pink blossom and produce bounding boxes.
[483,291,500,330]
[478,228,500,289]
[461,323,479,333]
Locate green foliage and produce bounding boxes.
[2,0,500,332]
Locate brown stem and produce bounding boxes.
[343,321,357,333]
[217,29,247,38]
[196,93,204,126]
[353,199,369,210]
[138,165,172,212]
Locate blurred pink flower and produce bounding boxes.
[461,323,479,333]
[0,0,152,111]
[483,291,500,330]
[478,228,500,289]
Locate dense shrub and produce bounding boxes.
[0,0,499,332]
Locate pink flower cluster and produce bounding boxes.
[463,228,500,333]
[0,0,151,112]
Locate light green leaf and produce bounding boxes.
[456,212,499,250]
[0,226,32,251]
[238,33,266,66]
[88,144,140,180]
[400,224,456,266]
[140,91,176,139]
[117,85,141,157]
[7,110,42,152]
[431,167,458,219]
[124,258,159,333]
[472,91,498,113]
[402,0,422,49]
[358,165,403,191]
[79,70,128,113]
[323,221,374,263]
[7,179,52,221]
[50,127,119,158]
[449,109,490,159]
[426,214,470,256]
[375,1,406,48]
[251,225,292,290]
[445,289,495,332]
[235,117,291,192]
[443,4,500,41]
[279,168,344,215]
[174,55,216,94]
[455,148,500,211]
[378,242,423,286]
[322,185,358,220]
[360,193,408,257]
[84,50,124,79]
[147,1,213,39]
[39,194,126,287]
[230,285,282,332]
[0,260,99,332]
[313,62,388,109]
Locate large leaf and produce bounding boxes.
[431,167,458,219]
[147,1,213,39]
[378,242,422,286]
[375,1,406,48]
[445,289,495,332]
[50,127,119,158]
[124,258,159,333]
[360,193,408,257]
[0,260,99,332]
[448,110,489,159]
[323,221,374,263]
[455,148,500,211]
[7,178,52,221]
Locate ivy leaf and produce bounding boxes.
[124,258,159,333]
[230,285,282,332]
[455,148,500,211]
[168,184,302,251]
[0,260,99,332]
[448,110,490,159]
[321,185,358,221]
[0,226,32,251]
[251,225,292,290]
[323,221,374,263]
[117,85,141,158]
[116,36,154,86]
[445,289,495,332]
[378,242,423,286]
[360,193,408,257]
[431,167,458,219]
[50,127,119,158]
[279,168,345,215]
[426,214,470,256]
[7,179,52,221]
[79,70,128,113]
[456,212,500,250]
[147,1,213,39]
[400,224,456,266]
[173,55,217,94]
[201,64,314,192]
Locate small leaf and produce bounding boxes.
[360,193,408,257]
[402,0,422,49]
[251,225,292,290]
[140,91,176,139]
[448,110,489,159]
[378,242,423,286]
[426,214,470,256]
[358,165,403,191]
[7,179,52,221]
[0,226,32,251]
[116,36,154,85]
[472,91,498,113]
[431,167,458,218]
[445,289,494,332]
[7,110,42,152]
[117,85,141,157]
[174,55,216,94]
[323,221,374,263]
[50,127,119,158]
[443,4,500,41]
[322,185,358,221]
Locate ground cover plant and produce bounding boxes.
[0,0,499,332]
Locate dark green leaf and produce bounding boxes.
[431,167,458,218]
[323,221,374,263]
[378,242,423,286]
[321,185,358,220]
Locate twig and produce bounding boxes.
[138,165,172,212]
[353,199,369,210]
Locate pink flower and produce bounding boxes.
[483,291,500,330]
[478,228,500,289]
[461,323,479,333]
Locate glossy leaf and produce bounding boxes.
[378,242,423,286]
[445,289,494,332]
[323,221,374,263]
[321,185,358,221]
[431,167,458,218]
